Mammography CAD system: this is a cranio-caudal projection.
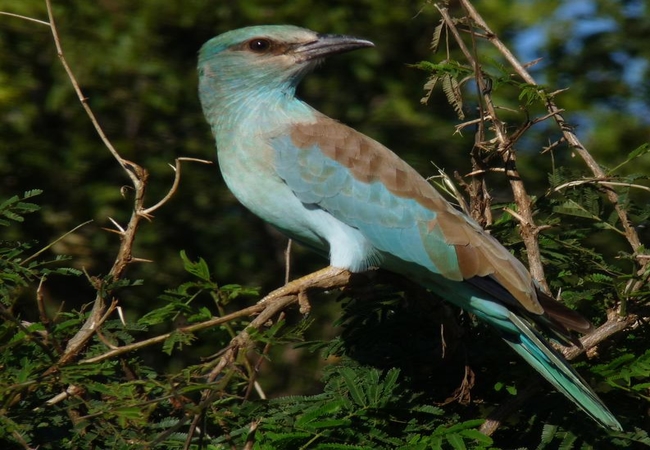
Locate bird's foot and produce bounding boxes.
[258,266,352,310]
[298,291,311,315]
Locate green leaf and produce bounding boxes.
[162,330,196,355]
[460,429,493,445]
[308,418,352,429]
[608,143,650,174]
[314,444,367,449]
[180,250,211,281]
[446,433,466,450]
[340,367,367,407]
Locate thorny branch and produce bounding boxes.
[436,0,645,435]
[436,3,549,291]
[456,0,647,293]
[39,0,211,369]
[14,4,352,446]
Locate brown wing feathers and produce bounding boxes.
[291,115,592,339]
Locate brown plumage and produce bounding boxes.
[291,115,546,314]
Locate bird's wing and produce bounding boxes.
[271,115,542,314]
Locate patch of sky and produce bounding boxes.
[554,1,618,54]
[511,0,649,124]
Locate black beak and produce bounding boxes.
[294,33,374,62]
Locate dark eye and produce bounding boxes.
[248,38,272,53]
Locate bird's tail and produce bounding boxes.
[504,313,622,431]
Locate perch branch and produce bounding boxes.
[149,267,354,447]
[81,267,353,365]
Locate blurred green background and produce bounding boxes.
[2,0,649,392]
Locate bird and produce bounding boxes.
[197,25,622,430]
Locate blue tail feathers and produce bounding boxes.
[505,314,622,431]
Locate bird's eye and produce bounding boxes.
[247,38,272,53]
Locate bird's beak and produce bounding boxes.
[294,33,374,62]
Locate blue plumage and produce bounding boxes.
[198,25,621,430]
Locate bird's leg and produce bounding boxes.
[258,266,353,309]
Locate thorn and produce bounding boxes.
[522,57,543,69]
[130,257,154,263]
[107,217,125,233]
[503,207,527,225]
[117,306,126,326]
[101,227,123,235]
[137,210,154,221]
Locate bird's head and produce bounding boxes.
[198,25,374,100]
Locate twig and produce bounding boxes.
[42,385,84,407]
[141,157,212,216]
[551,178,650,195]
[54,299,119,368]
[436,3,549,290]
[243,420,261,450]
[561,310,638,360]
[284,239,293,284]
[44,0,139,186]
[9,430,36,450]
[244,326,277,401]
[479,384,540,436]
[177,266,352,445]
[41,0,210,369]
[81,267,353,365]
[22,220,93,265]
[36,276,50,326]
[0,303,57,363]
[457,0,645,273]
[0,11,50,26]
[80,303,265,364]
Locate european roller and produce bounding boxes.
[197,25,621,430]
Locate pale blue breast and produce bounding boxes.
[209,99,377,271]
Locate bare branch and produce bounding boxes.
[81,267,354,365]
[142,157,212,216]
[552,178,650,195]
[479,384,539,436]
[562,310,639,360]
[0,11,50,26]
[22,220,93,265]
[44,0,141,187]
[457,0,644,261]
[436,3,549,290]
[40,0,207,369]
